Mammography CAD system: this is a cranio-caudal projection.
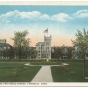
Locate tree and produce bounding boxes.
[72,28,88,78]
[67,47,72,59]
[54,48,62,59]
[54,48,58,59]
[8,46,14,60]
[12,30,30,61]
[62,46,68,59]
[21,47,30,59]
[30,48,38,59]
[51,47,62,59]
[58,48,62,59]
[72,28,88,58]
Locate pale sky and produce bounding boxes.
[0,5,88,47]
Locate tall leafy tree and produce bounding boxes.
[72,28,88,78]
[58,48,62,59]
[12,30,30,61]
[72,28,88,58]
[54,48,62,59]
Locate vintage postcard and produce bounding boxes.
[0,1,88,87]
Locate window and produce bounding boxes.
[46,42,50,45]
[42,54,43,56]
[38,51,40,53]
[42,47,44,49]
[39,47,40,49]
[4,47,6,49]
[0,47,1,50]
[38,54,40,56]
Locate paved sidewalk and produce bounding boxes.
[31,66,53,82]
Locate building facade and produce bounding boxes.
[36,35,52,59]
[0,39,12,59]
[0,39,6,43]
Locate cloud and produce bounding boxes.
[18,11,41,19]
[0,10,19,23]
[0,10,73,23]
[40,14,50,20]
[73,9,88,18]
[51,13,73,22]
[0,10,19,19]
[0,10,50,23]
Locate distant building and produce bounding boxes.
[0,39,6,43]
[51,46,74,59]
[36,35,52,59]
[13,46,37,60]
[0,39,12,59]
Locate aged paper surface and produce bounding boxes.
[0,1,88,87]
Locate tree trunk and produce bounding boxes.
[19,46,21,61]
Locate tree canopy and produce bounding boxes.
[12,30,30,60]
[72,28,88,58]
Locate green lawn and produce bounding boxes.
[51,60,88,82]
[0,60,88,82]
[0,62,41,82]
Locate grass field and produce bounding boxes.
[0,61,41,82]
[51,60,88,82]
[0,59,88,82]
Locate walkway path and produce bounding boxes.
[31,66,53,82]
